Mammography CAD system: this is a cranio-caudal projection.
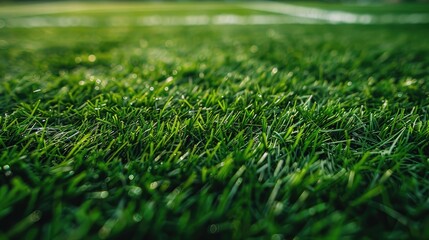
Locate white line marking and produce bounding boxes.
[2,15,321,28]
[0,2,234,16]
[1,2,429,28]
[244,2,429,24]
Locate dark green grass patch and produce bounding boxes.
[1,3,429,240]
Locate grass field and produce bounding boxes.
[1,1,429,239]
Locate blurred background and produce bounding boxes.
[2,0,429,3]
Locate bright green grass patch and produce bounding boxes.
[1,2,429,240]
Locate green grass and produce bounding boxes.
[1,2,429,239]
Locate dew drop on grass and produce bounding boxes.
[128,174,134,181]
[166,76,173,83]
[382,100,388,109]
[79,81,85,86]
[164,87,169,91]
[128,186,142,197]
[271,67,278,75]
[150,181,159,190]
[273,202,284,215]
[29,210,42,222]
[149,87,154,91]
[2,165,12,176]
[88,54,97,62]
[404,77,416,86]
[209,224,218,233]
[133,214,142,222]
[98,191,109,199]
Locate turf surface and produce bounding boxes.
[1,2,429,239]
